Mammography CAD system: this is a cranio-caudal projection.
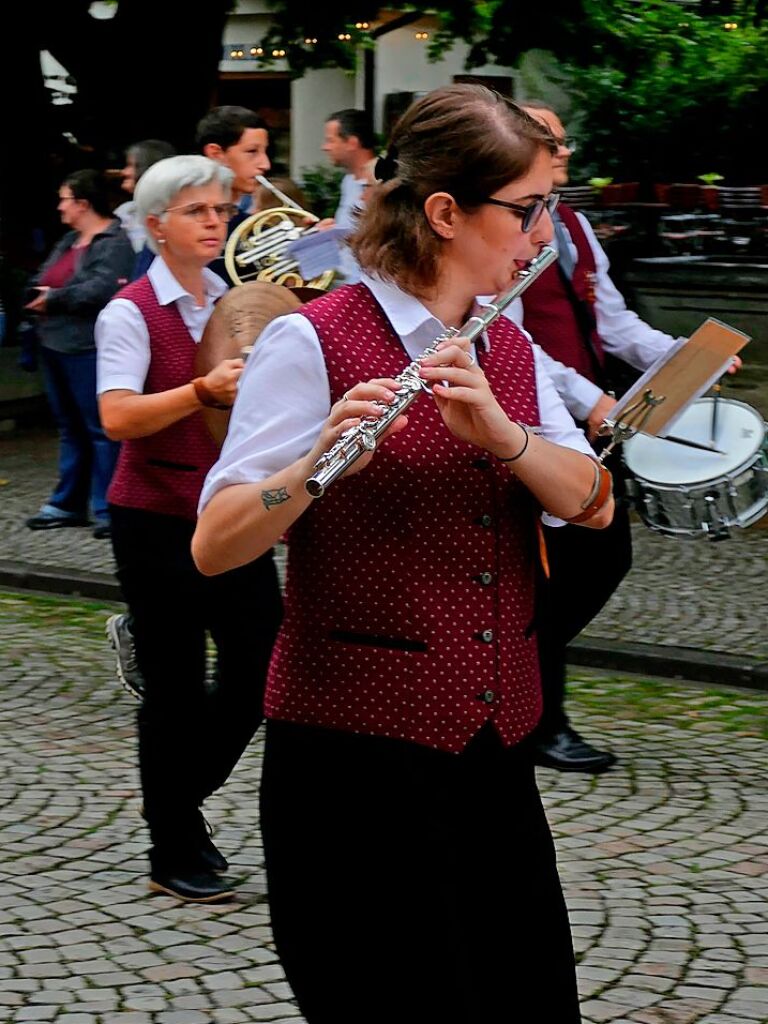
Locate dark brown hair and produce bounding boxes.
[64,169,113,218]
[350,84,555,293]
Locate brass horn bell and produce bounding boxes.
[224,206,336,291]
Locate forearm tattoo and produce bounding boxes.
[261,486,291,511]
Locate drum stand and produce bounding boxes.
[599,388,667,464]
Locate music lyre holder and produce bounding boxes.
[599,388,667,464]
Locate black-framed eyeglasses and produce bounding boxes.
[482,192,560,233]
[164,201,239,223]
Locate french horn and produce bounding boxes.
[224,175,336,291]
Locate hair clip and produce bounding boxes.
[374,146,399,182]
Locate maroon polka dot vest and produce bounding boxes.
[521,203,606,384]
[107,276,220,521]
[265,283,544,754]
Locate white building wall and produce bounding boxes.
[290,70,356,180]
[373,20,518,135]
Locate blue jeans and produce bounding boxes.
[40,347,119,521]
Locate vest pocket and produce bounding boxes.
[146,458,199,472]
[328,630,428,653]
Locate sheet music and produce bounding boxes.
[606,318,750,437]
[286,227,348,279]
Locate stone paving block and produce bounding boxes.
[212,986,273,1008]
[719,1000,768,1020]
[100,1014,153,1024]
[264,981,295,1001]
[17,964,69,980]
[170,992,218,1010]
[156,1011,212,1023]
[201,971,244,991]
[246,1005,302,1020]
[143,963,201,983]
[577,1000,633,1022]
[27,989,73,1005]
[210,1011,254,1024]
[241,964,287,985]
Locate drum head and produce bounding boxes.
[196,282,303,445]
[624,398,765,485]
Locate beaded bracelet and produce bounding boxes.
[496,423,530,463]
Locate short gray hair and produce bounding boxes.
[135,155,235,253]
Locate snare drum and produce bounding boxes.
[622,397,768,539]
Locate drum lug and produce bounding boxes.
[702,495,731,542]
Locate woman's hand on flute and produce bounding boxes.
[307,377,409,480]
[419,337,523,457]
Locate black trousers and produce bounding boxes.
[536,503,632,736]
[261,720,581,1024]
[110,504,282,868]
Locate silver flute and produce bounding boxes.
[305,244,558,498]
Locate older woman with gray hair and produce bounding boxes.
[115,139,177,252]
[95,155,282,903]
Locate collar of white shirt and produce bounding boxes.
[148,256,228,308]
[361,273,494,353]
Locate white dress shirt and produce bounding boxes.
[332,173,366,285]
[114,200,146,254]
[505,211,683,421]
[95,257,228,396]
[199,273,593,517]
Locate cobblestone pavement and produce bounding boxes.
[1,591,767,1024]
[2,427,767,661]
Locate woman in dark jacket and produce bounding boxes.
[25,169,135,538]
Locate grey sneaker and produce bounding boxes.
[106,613,145,700]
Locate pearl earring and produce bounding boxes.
[158,238,166,244]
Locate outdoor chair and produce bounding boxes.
[665,184,705,212]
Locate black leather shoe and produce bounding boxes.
[148,867,235,903]
[196,833,229,874]
[534,727,617,774]
[26,511,89,530]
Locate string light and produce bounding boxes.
[415,31,429,41]
[354,21,369,29]
[304,37,318,44]
[338,32,352,41]
[272,48,286,57]
[250,46,263,56]
[723,21,738,30]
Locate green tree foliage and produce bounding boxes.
[260,1,588,73]
[563,1,768,184]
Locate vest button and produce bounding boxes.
[472,457,492,470]
[479,629,494,643]
[482,689,496,703]
[477,514,493,528]
[478,572,493,586]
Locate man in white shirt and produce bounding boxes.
[509,101,682,775]
[319,109,377,285]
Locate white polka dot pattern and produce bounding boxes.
[265,284,544,754]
